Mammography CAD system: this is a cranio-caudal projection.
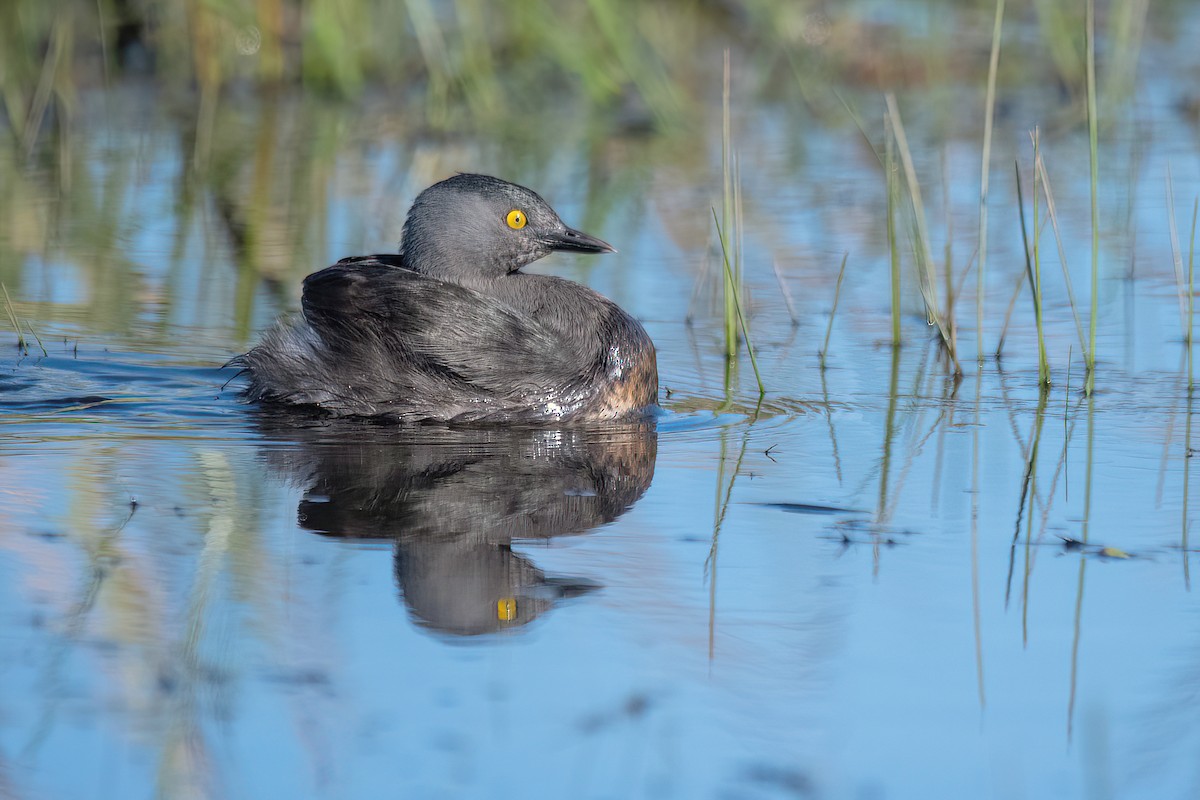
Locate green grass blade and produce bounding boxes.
[1035,152,1089,362]
[1013,160,1042,371]
[1189,197,1197,392]
[886,92,959,374]
[1167,166,1189,339]
[1085,0,1100,395]
[1030,129,1050,387]
[886,114,901,348]
[712,208,765,397]
[978,0,1006,363]
[819,252,849,368]
[1,283,28,352]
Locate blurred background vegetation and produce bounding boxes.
[2,0,1179,130]
[0,0,1189,348]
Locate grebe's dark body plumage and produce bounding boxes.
[234,174,658,423]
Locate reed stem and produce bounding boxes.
[978,0,1006,362]
[1030,130,1050,387]
[886,114,901,348]
[1189,197,1197,392]
[1085,0,1100,395]
[712,209,765,397]
[819,252,849,368]
[721,49,736,360]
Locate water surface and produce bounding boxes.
[2,5,1200,798]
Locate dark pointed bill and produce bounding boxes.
[548,226,617,254]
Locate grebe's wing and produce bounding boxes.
[300,258,586,402]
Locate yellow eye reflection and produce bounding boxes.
[506,209,527,230]
[497,597,517,621]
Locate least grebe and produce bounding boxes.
[235,174,658,423]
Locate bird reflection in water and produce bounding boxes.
[257,416,657,636]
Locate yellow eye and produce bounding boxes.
[506,209,527,230]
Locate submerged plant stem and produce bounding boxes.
[1068,394,1096,739]
[971,369,986,707]
[877,345,902,545]
[1022,387,1050,646]
[1184,395,1193,587]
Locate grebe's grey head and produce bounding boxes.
[399,173,614,279]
